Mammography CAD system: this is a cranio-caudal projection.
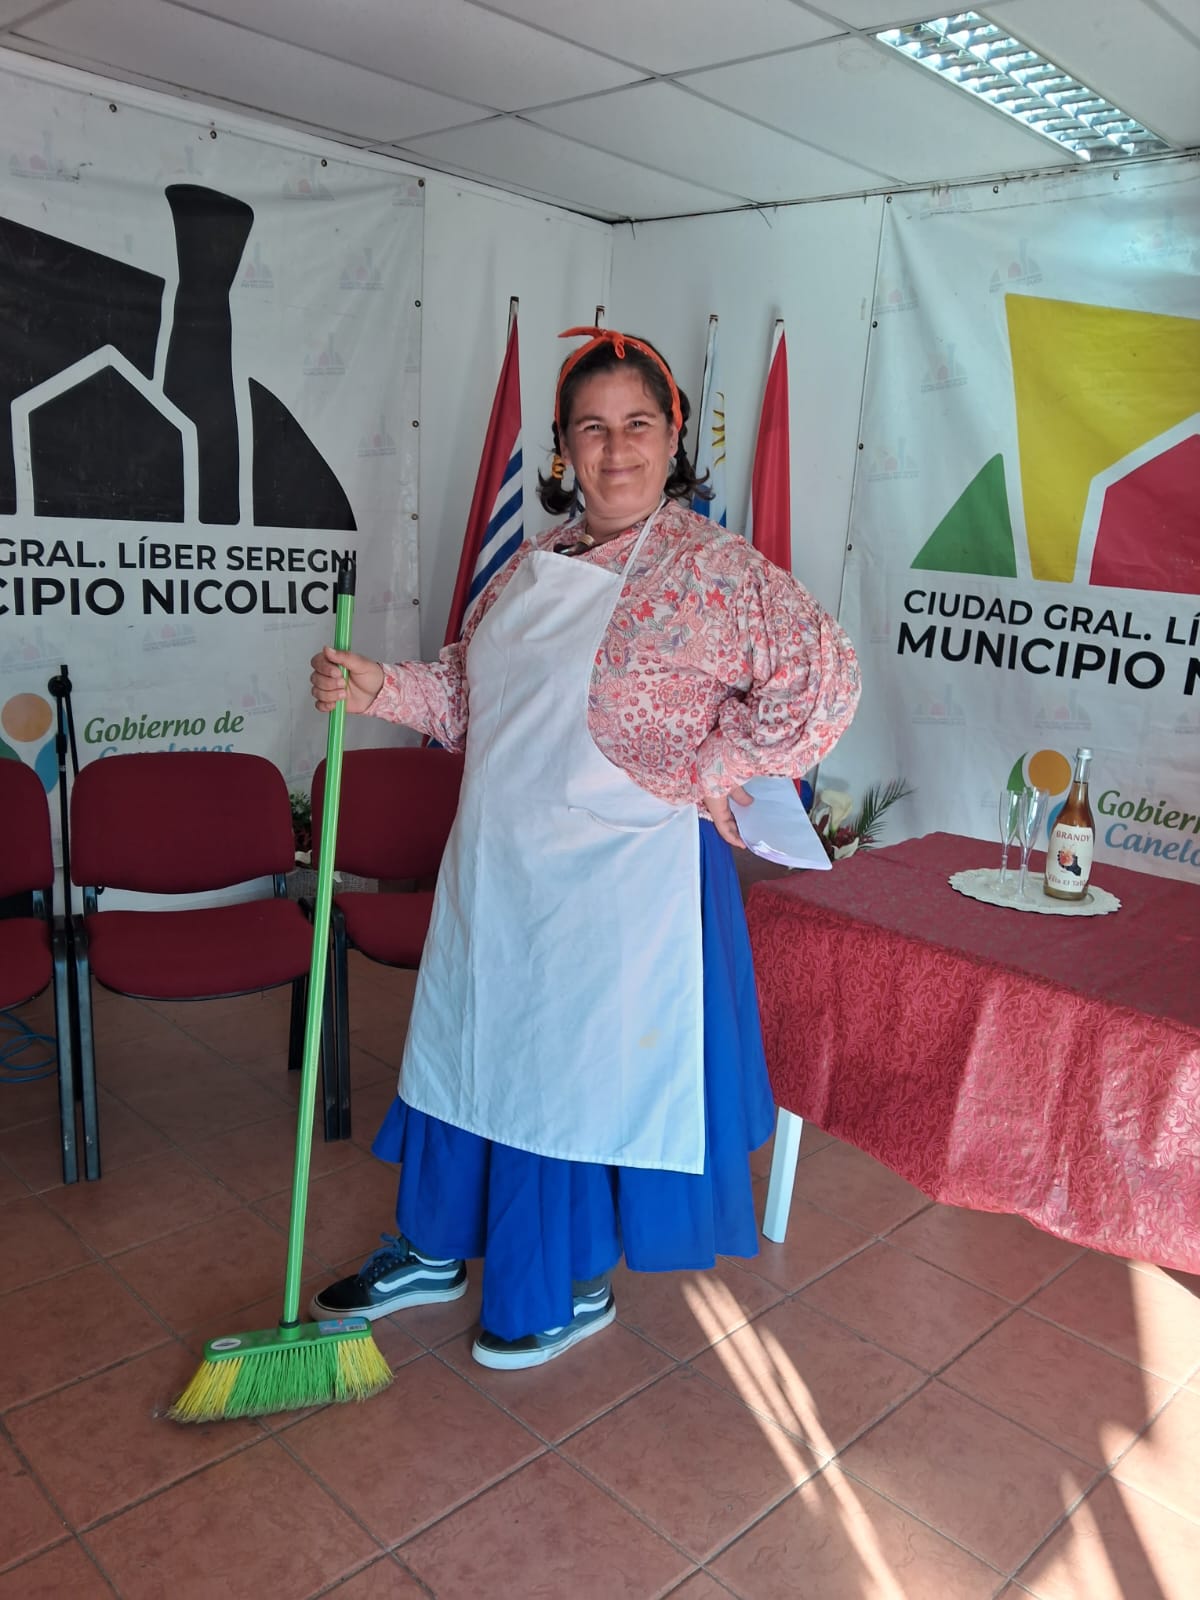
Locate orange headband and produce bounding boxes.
[555,326,682,435]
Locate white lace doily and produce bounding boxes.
[948,867,1121,916]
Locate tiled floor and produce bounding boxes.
[2,957,1199,1598]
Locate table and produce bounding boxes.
[746,832,1200,1273]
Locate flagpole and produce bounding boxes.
[507,295,518,336]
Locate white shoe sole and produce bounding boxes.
[471,1300,616,1370]
[309,1276,468,1323]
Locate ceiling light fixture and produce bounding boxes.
[875,12,1170,161]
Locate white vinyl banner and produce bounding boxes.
[834,159,1200,880]
[0,60,423,822]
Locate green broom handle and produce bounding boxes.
[281,553,356,1329]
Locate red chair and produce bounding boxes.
[69,751,337,1178]
[0,760,78,1180]
[311,745,464,1137]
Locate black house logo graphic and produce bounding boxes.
[1,184,356,531]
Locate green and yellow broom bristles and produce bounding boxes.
[170,1319,392,1424]
[169,554,393,1424]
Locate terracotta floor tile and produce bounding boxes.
[942,1309,1174,1467]
[255,1157,401,1267]
[1025,1251,1200,1382]
[0,1435,64,1569]
[1111,1385,1200,1522]
[188,1112,368,1201]
[323,1556,427,1597]
[0,1076,59,1133]
[749,1119,834,1182]
[347,1024,408,1076]
[746,1187,873,1293]
[286,1352,542,1543]
[692,1298,925,1455]
[0,1117,67,1194]
[6,1342,261,1527]
[0,1195,91,1290]
[711,1463,1003,1599]
[889,1204,1084,1302]
[667,1574,732,1599]
[797,1241,1010,1370]
[84,1437,378,1600]
[111,1207,302,1333]
[348,1039,401,1088]
[400,1451,691,1599]
[43,1149,240,1256]
[0,1158,27,1204]
[1017,1478,1200,1600]
[613,1258,783,1361]
[349,1081,402,1153]
[114,1057,285,1146]
[0,1262,167,1411]
[562,1367,819,1562]
[0,1538,113,1598]
[436,1320,674,1441]
[167,993,299,1065]
[90,994,188,1048]
[788,1140,931,1235]
[840,1380,1095,1574]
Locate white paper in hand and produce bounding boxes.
[729,777,831,870]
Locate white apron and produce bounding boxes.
[399,511,706,1172]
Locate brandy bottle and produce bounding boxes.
[1044,747,1095,901]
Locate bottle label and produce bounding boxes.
[1045,823,1093,894]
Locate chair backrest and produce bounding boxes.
[70,751,295,893]
[0,759,54,898]
[312,746,464,881]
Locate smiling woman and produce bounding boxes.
[305,323,861,1374]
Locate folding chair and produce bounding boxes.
[69,750,337,1178]
[312,745,464,1138]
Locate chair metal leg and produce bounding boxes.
[322,906,351,1141]
[762,1107,804,1243]
[288,976,306,1071]
[71,920,101,1181]
[51,924,78,1184]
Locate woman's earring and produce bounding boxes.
[551,453,566,481]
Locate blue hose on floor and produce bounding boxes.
[0,1008,55,1082]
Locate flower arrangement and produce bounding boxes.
[811,778,914,862]
[289,789,313,863]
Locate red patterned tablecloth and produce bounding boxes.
[746,832,1200,1272]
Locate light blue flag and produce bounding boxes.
[692,315,726,527]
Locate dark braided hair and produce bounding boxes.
[537,337,711,516]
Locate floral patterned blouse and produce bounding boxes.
[366,499,861,807]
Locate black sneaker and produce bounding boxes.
[471,1277,615,1370]
[310,1233,467,1322]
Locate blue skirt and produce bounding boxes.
[371,819,776,1340]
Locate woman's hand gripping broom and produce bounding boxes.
[169,554,392,1422]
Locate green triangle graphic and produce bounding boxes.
[912,453,1016,577]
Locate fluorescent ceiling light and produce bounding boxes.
[876,12,1170,161]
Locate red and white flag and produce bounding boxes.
[745,319,791,572]
[443,312,524,645]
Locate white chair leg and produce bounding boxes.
[762,1107,804,1243]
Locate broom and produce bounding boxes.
[169,553,392,1422]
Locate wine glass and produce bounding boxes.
[997,789,1021,890]
[1016,786,1050,900]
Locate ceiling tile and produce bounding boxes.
[481,0,841,74]
[395,117,739,218]
[0,2,56,25]
[687,35,1077,183]
[18,0,488,140]
[531,81,894,202]
[979,0,1200,146]
[800,2,939,26]
[182,0,640,111]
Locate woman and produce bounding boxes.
[309,327,860,1370]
